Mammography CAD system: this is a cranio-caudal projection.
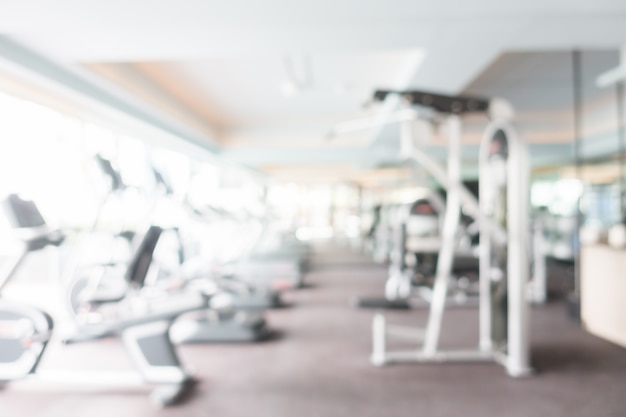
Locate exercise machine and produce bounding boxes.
[149,162,283,309]
[0,195,206,406]
[64,157,272,343]
[357,192,481,309]
[367,90,533,377]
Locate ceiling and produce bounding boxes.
[0,0,625,184]
[464,50,622,161]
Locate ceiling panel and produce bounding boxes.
[0,0,625,182]
[139,50,423,127]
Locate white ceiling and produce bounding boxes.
[0,0,625,183]
[152,51,423,130]
[1,1,624,60]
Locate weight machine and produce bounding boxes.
[368,90,533,377]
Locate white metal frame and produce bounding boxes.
[371,101,533,377]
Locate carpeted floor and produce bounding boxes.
[1,243,625,417]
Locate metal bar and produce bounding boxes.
[478,125,493,352]
[371,313,386,365]
[15,370,147,389]
[532,219,547,304]
[506,125,533,377]
[0,245,29,293]
[382,349,494,364]
[386,324,425,341]
[572,50,583,303]
[616,82,625,222]
[422,115,462,355]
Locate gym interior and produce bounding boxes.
[0,2,625,416]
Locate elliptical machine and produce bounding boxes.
[0,194,207,406]
[64,156,271,344]
[148,162,283,310]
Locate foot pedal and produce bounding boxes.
[353,297,411,310]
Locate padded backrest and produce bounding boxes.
[2,194,47,228]
[124,225,162,287]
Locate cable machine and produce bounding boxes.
[368,90,533,377]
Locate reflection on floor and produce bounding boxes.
[1,243,625,417]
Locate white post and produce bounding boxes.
[506,129,532,376]
[371,313,387,365]
[532,219,547,304]
[478,139,493,352]
[422,115,462,355]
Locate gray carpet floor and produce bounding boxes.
[1,243,625,417]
